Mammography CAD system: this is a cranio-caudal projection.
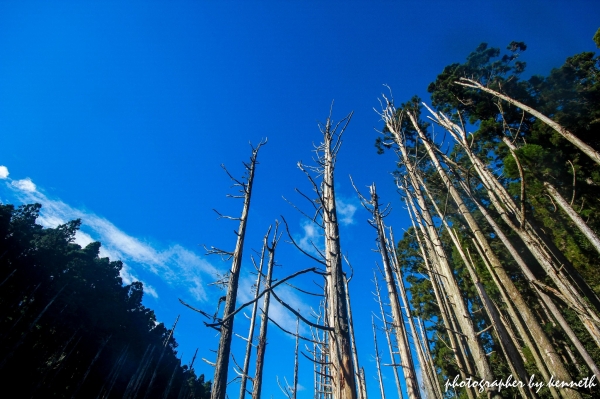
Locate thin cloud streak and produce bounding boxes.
[5,176,217,301]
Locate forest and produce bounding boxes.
[1,26,600,399]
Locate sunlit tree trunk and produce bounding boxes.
[372,270,403,399]
[368,184,420,399]
[211,141,266,399]
[381,103,497,397]
[238,233,268,399]
[409,110,580,399]
[251,224,279,399]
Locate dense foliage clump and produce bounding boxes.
[0,203,210,398]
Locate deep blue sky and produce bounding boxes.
[1,1,599,397]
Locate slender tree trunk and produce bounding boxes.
[345,275,366,399]
[320,113,357,399]
[369,184,420,399]
[72,335,111,398]
[409,110,579,399]
[456,78,600,166]
[293,318,300,399]
[212,141,265,399]
[372,315,386,399]
[239,233,268,399]
[388,227,444,399]
[381,104,497,396]
[544,181,600,254]
[428,105,600,345]
[404,193,476,399]
[461,178,600,378]
[162,358,180,399]
[372,270,403,399]
[251,224,279,399]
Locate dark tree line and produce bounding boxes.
[0,203,211,398]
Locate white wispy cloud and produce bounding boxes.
[0,166,8,179]
[12,178,36,192]
[297,219,323,257]
[336,196,358,226]
[4,176,217,301]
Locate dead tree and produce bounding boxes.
[456,78,600,166]
[408,108,580,399]
[353,182,420,399]
[251,223,280,399]
[285,108,357,399]
[277,318,300,399]
[387,228,443,399]
[372,270,403,399]
[72,334,112,398]
[371,314,386,399]
[344,274,366,399]
[544,181,600,255]
[205,140,266,399]
[378,99,498,397]
[237,232,269,399]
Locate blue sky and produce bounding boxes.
[1,1,599,397]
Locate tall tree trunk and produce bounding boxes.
[544,181,600,255]
[251,223,279,399]
[428,105,600,345]
[239,232,268,399]
[381,103,496,396]
[372,270,404,399]
[409,110,580,399]
[404,193,476,399]
[319,112,357,399]
[72,335,112,398]
[372,315,386,399]
[368,184,420,399]
[460,178,600,378]
[388,227,444,399]
[345,275,366,399]
[211,141,266,399]
[456,78,600,166]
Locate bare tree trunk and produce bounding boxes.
[293,318,300,399]
[317,111,357,399]
[461,178,600,378]
[427,105,600,345]
[251,223,279,399]
[404,193,476,399]
[380,102,498,396]
[162,357,180,399]
[372,315,386,399]
[544,181,600,254]
[102,345,130,399]
[372,270,403,399]
[388,227,444,399]
[345,275,366,399]
[211,140,266,399]
[367,184,420,399]
[456,78,600,166]
[72,335,111,398]
[238,233,269,399]
[408,110,580,399]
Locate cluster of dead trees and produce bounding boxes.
[187,42,600,399]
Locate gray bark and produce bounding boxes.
[211,140,266,399]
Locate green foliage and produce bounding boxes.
[385,40,600,398]
[0,203,211,398]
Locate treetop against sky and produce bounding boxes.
[1,1,599,397]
